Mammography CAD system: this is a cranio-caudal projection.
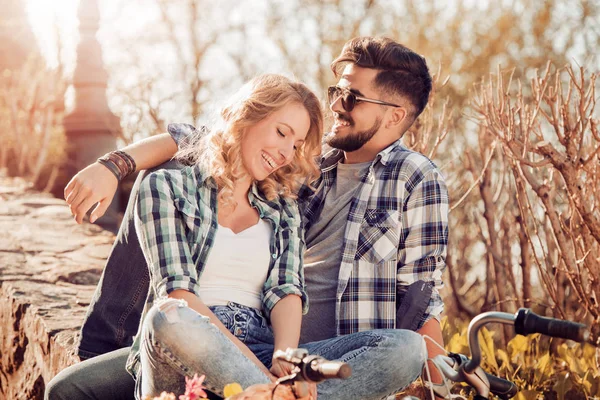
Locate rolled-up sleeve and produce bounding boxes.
[262,200,308,318]
[167,123,205,148]
[397,168,449,326]
[134,171,200,298]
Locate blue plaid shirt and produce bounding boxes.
[298,142,448,334]
[126,164,307,378]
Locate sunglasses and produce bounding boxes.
[327,86,401,112]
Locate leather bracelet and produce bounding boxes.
[97,158,122,181]
[115,150,137,174]
[98,150,137,181]
[106,152,129,177]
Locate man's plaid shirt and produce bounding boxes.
[298,140,449,335]
[126,164,307,377]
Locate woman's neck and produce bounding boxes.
[231,177,252,205]
[218,177,259,233]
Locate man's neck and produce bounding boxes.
[343,129,403,164]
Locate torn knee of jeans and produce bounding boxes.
[155,297,188,323]
[156,297,188,310]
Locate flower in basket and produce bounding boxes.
[179,374,208,400]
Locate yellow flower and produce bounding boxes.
[223,383,244,398]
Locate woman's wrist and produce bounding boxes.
[97,150,137,181]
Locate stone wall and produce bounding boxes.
[0,176,114,399]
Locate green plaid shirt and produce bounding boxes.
[126,165,307,378]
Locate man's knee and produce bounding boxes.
[381,330,427,385]
[45,369,80,400]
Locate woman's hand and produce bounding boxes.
[64,162,118,224]
[270,358,297,378]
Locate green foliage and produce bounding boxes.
[441,317,599,399]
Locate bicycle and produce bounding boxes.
[227,308,590,399]
[409,308,590,399]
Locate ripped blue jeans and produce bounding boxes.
[138,299,426,400]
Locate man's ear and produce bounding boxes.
[385,106,408,130]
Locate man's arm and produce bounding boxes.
[397,164,449,384]
[418,318,444,383]
[65,133,178,224]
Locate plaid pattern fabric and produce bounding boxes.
[126,165,307,377]
[299,140,449,335]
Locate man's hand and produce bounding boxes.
[270,358,317,399]
[64,162,118,224]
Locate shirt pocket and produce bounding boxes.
[355,208,400,264]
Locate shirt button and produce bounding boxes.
[271,254,277,259]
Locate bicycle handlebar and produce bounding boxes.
[463,308,589,374]
[486,372,518,398]
[273,348,352,384]
[299,354,352,382]
[514,308,589,342]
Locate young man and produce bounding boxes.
[49,37,448,400]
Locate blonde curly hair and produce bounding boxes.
[177,74,323,207]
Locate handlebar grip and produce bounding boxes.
[486,373,518,399]
[301,356,352,382]
[514,309,590,342]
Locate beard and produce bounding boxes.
[326,114,382,152]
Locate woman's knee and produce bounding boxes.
[143,298,187,341]
[142,299,213,356]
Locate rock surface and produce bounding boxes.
[0,176,114,400]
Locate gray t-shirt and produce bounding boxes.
[300,161,371,343]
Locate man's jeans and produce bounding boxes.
[77,161,183,359]
[141,299,426,400]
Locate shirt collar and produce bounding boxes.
[190,164,217,189]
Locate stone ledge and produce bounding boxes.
[0,176,114,399]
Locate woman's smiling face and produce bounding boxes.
[240,101,311,181]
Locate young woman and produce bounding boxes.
[46,74,323,400]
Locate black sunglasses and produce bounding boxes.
[327,86,401,112]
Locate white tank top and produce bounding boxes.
[198,219,272,309]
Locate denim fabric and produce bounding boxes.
[137,299,273,399]
[139,299,426,400]
[51,301,425,400]
[77,160,184,360]
[45,347,134,400]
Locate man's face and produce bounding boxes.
[325,64,385,152]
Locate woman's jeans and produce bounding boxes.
[139,299,426,400]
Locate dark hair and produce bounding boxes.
[331,37,432,118]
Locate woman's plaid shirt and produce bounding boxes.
[298,141,449,335]
[126,165,307,378]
